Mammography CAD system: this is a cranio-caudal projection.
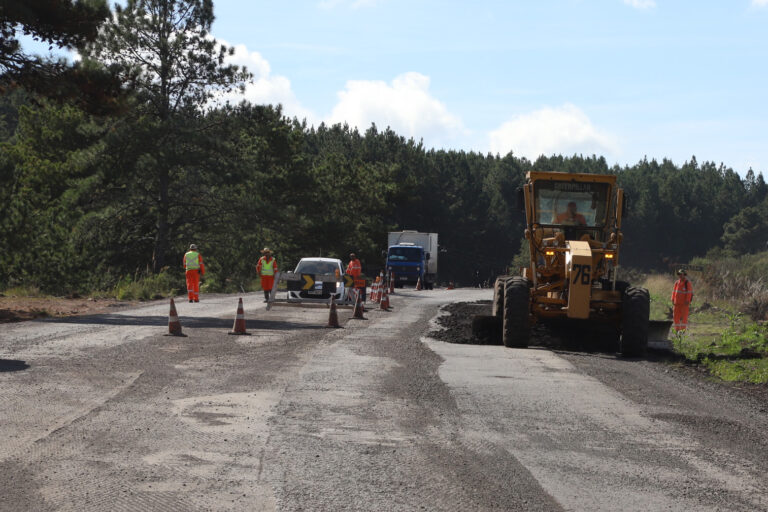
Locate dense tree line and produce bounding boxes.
[1,0,766,294]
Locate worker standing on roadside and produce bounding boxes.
[347,252,366,303]
[184,243,205,303]
[256,247,278,302]
[671,269,694,332]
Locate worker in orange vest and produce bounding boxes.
[671,269,694,332]
[256,247,278,302]
[347,252,366,303]
[183,243,205,303]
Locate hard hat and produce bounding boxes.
[677,268,687,275]
[190,244,197,250]
[261,247,271,253]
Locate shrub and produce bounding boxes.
[113,270,181,301]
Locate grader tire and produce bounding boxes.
[492,277,507,317]
[503,277,530,348]
[621,286,650,357]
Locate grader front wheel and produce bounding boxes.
[492,277,507,317]
[503,277,530,348]
[620,286,650,357]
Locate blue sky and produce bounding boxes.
[209,0,768,175]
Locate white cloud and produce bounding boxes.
[752,0,768,6]
[623,0,656,8]
[488,104,619,160]
[326,72,467,148]
[216,41,317,123]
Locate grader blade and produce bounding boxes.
[647,320,673,350]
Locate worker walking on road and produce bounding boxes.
[347,252,366,303]
[257,247,278,302]
[184,244,205,303]
[671,269,694,332]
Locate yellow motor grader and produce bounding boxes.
[489,171,659,356]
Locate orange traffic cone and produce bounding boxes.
[327,296,340,328]
[164,298,187,337]
[447,281,455,290]
[228,297,251,335]
[415,276,423,291]
[380,288,390,310]
[372,279,380,302]
[352,289,365,319]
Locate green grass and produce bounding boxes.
[641,273,768,384]
[113,271,181,301]
[667,303,768,384]
[2,285,44,297]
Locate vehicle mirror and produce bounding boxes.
[516,187,525,211]
[425,252,431,261]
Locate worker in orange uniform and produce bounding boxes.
[183,243,205,303]
[256,247,278,302]
[671,268,694,332]
[347,252,366,303]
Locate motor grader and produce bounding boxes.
[490,171,652,356]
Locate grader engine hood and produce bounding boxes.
[565,240,593,319]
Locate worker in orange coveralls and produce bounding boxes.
[347,252,366,303]
[671,268,694,332]
[256,247,278,302]
[183,243,205,303]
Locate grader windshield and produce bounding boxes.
[533,180,611,228]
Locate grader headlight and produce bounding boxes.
[604,253,615,260]
[545,249,555,256]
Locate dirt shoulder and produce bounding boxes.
[0,295,139,323]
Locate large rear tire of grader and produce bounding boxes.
[492,277,507,317]
[503,277,530,348]
[620,286,650,357]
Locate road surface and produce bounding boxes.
[1,289,767,511]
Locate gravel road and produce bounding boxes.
[1,289,766,511]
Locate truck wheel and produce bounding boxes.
[620,286,650,357]
[503,277,530,348]
[492,277,507,317]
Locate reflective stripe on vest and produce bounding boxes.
[261,258,275,276]
[185,251,200,270]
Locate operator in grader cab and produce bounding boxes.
[555,201,587,226]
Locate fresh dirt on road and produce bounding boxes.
[0,296,138,323]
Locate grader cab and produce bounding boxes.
[492,171,652,356]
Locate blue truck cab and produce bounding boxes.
[385,231,438,289]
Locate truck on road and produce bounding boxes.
[386,231,438,289]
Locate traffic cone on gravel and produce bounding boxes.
[352,289,366,319]
[327,297,340,328]
[164,298,187,337]
[228,298,251,335]
[372,279,379,302]
[380,288,390,310]
[415,276,423,291]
